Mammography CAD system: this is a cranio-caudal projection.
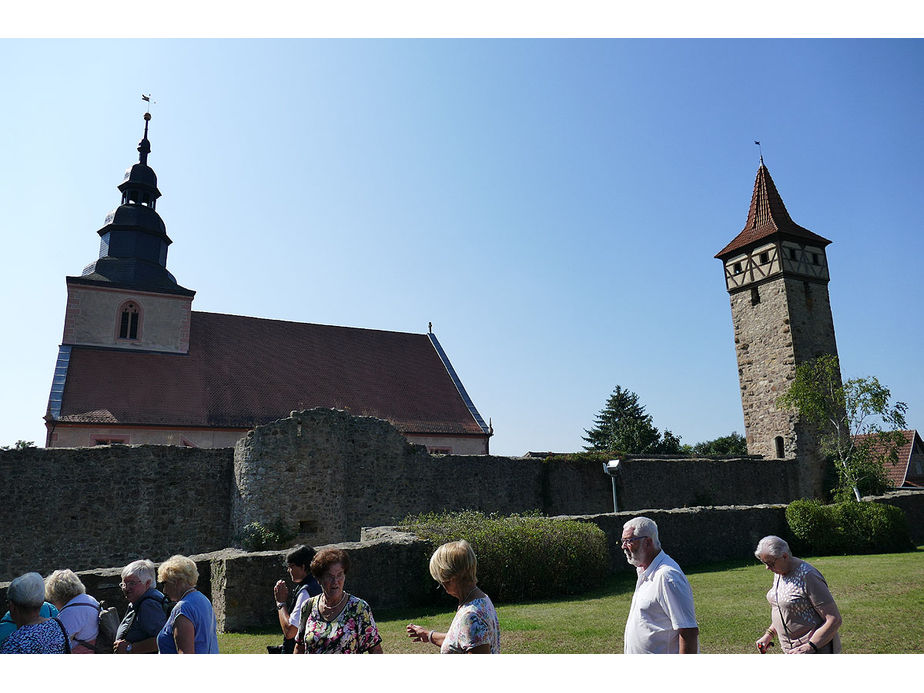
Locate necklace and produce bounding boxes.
[321,591,348,613]
[458,586,478,608]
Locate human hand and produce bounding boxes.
[406,623,429,642]
[787,642,812,654]
[113,639,128,654]
[274,579,289,602]
[756,635,774,653]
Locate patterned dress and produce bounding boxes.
[297,595,382,654]
[767,559,841,653]
[0,618,69,654]
[441,595,501,654]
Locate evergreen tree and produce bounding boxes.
[583,386,682,454]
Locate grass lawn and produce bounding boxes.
[218,546,924,654]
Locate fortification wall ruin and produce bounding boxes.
[4,408,808,581]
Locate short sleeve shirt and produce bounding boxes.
[157,589,219,654]
[0,618,68,654]
[56,593,100,653]
[441,595,501,654]
[116,588,169,644]
[288,578,322,629]
[767,559,841,653]
[297,595,382,654]
[624,551,698,654]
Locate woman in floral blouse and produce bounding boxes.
[295,548,382,654]
[406,540,500,654]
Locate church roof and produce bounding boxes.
[715,162,831,259]
[53,311,490,437]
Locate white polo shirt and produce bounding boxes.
[624,550,698,654]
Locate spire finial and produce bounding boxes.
[138,95,154,166]
[754,140,764,165]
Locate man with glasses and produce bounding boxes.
[113,559,169,653]
[622,516,699,653]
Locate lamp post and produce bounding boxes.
[602,459,620,513]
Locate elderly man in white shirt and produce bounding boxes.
[622,516,699,654]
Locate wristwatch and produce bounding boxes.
[276,602,286,610]
[126,643,133,653]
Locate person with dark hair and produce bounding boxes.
[268,545,321,653]
[754,535,842,654]
[0,573,69,654]
[294,548,382,654]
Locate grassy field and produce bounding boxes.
[218,547,924,654]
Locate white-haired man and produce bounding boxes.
[622,516,699,653]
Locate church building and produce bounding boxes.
[44,113,492,454]
[716,159,840,498]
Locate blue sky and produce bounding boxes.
[1,38,921,455]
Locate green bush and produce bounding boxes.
[399,510,610,603]
[238,517,296,551]
[786,499,912,556]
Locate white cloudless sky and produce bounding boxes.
[1,11,922,456]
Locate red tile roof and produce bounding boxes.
[715,163,832,259]
[852,430,922,487]
[55,311,488,437]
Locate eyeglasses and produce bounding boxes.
[621,536,648,547]
[119,579,142,589]
[760,557,778,569]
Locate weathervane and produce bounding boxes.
[754,140,764,164]
[142,93,156,114]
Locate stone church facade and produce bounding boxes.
[716,159,840,498]
[44,113,492,454]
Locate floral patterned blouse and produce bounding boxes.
[297,595,382,654]
[441,595,501,654]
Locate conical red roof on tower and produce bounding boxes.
[715,160,831,259]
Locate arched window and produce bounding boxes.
[118,301,141,340]
[774,436,785,459]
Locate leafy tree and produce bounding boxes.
[687,432,748,456]
[0,440,36,451]
[583,386,682,454]
[776,354,908,502]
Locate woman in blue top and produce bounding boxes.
[156,555,219,654]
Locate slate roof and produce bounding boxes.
[53,311,489,437]
[852,430,923,488]
[715,163,832,259]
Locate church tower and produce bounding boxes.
[715,160,840,499]
[59,112,195,354]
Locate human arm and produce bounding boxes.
[787,601,841,654]
[678,627,698,654]
[406,623,446,648]
[172,614,196,654]
[273,580,299,639]
[114,636,159,653]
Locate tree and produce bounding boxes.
[0,440,36,451]
[687,432,748,456]
[583,386,682,454]
[776,354,908,502]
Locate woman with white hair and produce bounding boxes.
[156,555,219,654]
[0,572,69,654]
[754,535,842,654]
[405,540,500,653]
[113,559,168,654]
[45,569,100,654]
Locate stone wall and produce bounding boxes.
[0,445,233,580]
[0,408,842,583]
[4,490,921,633]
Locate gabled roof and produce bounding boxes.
[715,162,832,259]
[52,311,490,437]
[852,430,923,488]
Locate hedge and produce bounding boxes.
[399,510,609,603]
[786,500,913,556]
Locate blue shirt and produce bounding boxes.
[157,589,219,654]
[116,588,168,644]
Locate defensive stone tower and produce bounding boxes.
[715,160,840,498]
